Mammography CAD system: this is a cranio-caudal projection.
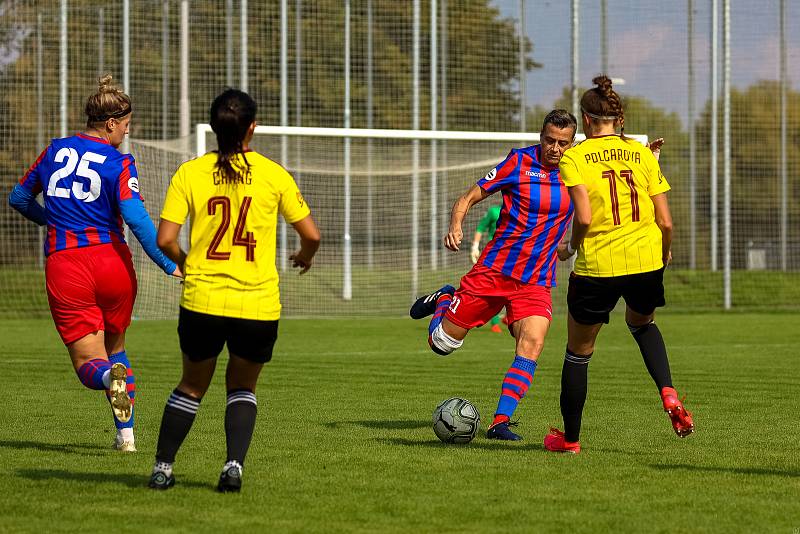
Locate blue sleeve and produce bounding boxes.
[118,199,177,275]
[8,184,47,226]
[476,150,519,194]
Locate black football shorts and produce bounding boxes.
[178,306,279,363]
[567,267,666,325]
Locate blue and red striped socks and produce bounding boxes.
[106,351,135,430]
[492,355,537,427]
[428,294,453,336]
[76,358,112,390]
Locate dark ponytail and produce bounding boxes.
[580,75,627,139]
[209,89,257,181]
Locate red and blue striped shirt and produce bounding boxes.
[476,145,573,287]
[18,134,141,256]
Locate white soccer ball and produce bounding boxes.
[432,397,480,444]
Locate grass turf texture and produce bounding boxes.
[0,314,798,533]
[3,267,800,318]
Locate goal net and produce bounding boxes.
[127,126,647,319]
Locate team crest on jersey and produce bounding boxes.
[297,191,305,207]
[483,168,497,181]
[127,176,140,193]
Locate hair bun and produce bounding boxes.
[592,75,613,94]
[97,74,118,94]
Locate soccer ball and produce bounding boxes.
[432,397,480,444]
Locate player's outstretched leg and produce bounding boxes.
[219,389,258,493]
[148,389,202,490]
[487,355,537,441]
[106,351,136,452]
[409,285,455,319]
[627,320,693,437]
[544,349,590,454]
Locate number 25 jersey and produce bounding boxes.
[160,151,310,320]
[18,133,141,255]
[559,135,671,277]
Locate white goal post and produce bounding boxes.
[194,124,647,312]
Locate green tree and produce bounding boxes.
[694,80,800,269]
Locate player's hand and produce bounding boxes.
[290,251,313,274]
[647,137,665,161]
[470,243,480,264]
[557,242,574,261]
[663,249,672,267]
[171,265,184,278]
[444,227,463,252]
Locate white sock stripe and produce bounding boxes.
[168,392,200,406]
[227,391,257,406]
[565,352,592,365]
[168,403,199,415]
[167,395,200,413]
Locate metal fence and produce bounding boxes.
[1,0,798,317]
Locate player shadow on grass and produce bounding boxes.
[324,420,431,430]
[650,463,800,478]
[15,468,210,489]
[0,439,107,456]
[376,437,545,451]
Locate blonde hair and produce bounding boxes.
[85,74,132,126]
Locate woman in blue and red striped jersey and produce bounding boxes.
[7,74,180,452]
[410,110,577,441]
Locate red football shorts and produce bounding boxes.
[445,263,552,330]
[45,243,138,345]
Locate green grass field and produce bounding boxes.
[0,314,798,533]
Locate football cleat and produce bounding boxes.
[112,436,137,453]
[661,387,694,438]
[409,285,455,319]
[217,462,243,493]
[148,469,175,490]
[486,421,523,441]
[543,427,581,454]
[108,363,132,423]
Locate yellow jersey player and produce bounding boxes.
[149,89,320,491]
[544,76,693,455]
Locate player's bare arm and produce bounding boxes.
[156,218,187,277]
[289,214,321,275]
[651,192,673,266]
[445,185,490,252]
[558,184,591,261]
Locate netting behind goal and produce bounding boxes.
[127,126,645,319]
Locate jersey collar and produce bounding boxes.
[77,133,111,145]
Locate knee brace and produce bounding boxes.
[428,323,463,356]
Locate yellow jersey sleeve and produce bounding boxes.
[558,149,584,188]
[644,149,671,197]
[160,166,189,225]
[278,171,311,224]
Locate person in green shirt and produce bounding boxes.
[470,204,504,333]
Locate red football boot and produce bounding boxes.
[543,427,581,454]
[661,387,695,438]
